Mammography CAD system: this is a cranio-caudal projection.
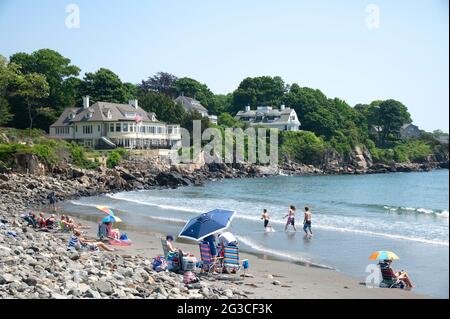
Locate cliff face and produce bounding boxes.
[318,146,448,175]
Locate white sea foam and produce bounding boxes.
[106,194,203,214]
[383,205,449,219]
[236,235,333,269]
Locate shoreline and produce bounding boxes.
[1,166,443,299]
[60,200,429,299]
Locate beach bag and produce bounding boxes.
[120,233,128,241]
[152,256,168,272]
[183,271,199,284]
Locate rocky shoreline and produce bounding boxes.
[0,153,447,299]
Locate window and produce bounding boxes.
[83,125,93,134]
[75,126,78,132]
[122,123,128,132]
[98,125,101,132]
[110,123,114,132]
[116,123,121,132]
[68,113,76,120]
[55,127,70,135]
[291,115,296,121]
[125,112,136,119]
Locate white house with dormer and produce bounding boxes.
[50,96,181,149]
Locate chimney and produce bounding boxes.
[82,96,90,109]
[244,105,251,112]
[129,99,139,109]
[280,104,285,111]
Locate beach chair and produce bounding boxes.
[160,237,169,257]
[379,264,405,289]
[198,243,222,275]
[222,245,241,273]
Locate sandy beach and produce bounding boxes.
[64,211,426,299]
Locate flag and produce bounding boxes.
[134,114,142,123]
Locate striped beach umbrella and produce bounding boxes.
[369,251,400,261]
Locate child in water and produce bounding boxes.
[261,209,273,232]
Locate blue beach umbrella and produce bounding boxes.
[101,215,122,223]
[178,209,236,241]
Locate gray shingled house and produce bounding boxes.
[49,96,181,149]
[174,95,218,124]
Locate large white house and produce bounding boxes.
[174,95,218,124]
[50,96,181,149]
[234,105,301,131]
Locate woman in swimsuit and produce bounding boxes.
[284,205,297,231]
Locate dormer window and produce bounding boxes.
[151,114,156,121]
[86,112,93,119]
[125,112,136,119]
[68,112,76,120]
[107,110,112,119]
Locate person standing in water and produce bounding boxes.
[303,206,313,238]
[261,209,273,232]
[284,205,297,231]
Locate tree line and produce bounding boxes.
[0,48,446,165]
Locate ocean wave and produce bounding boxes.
[105,194,203,214]
[69,198,448,247]
[383,206,449,218]
[236,235,333,269]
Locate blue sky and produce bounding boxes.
[0,0,448,131]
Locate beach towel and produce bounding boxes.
[152,256,168,272]
[109,239,132,246]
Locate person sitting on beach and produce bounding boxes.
[105,221,120,240]
[21,212,37,228]
[166,235,179,253]
[379,259,414,289]
[37,212,47,228]
[45,214,56,229]
[67,217,91,230]
[60,215,76,231]
[261,209,273,232]
[202,234,220,273]
[284,205,297,231]
[67,229,114,252]
[303,207,313,238]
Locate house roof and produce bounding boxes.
[174,96,209,114]
[235,107,300,126]
[51,102,160,127]
[401,123,419,130]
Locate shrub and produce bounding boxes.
[280,131,326,165]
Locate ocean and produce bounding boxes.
[63,169,449,298]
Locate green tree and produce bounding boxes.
[374,99,411,147]
[10,49,80,112]
[0,55,21,126]
[280,131,326,165]
[139,72,178,97]
[218,112,243,128]
[139,92,185,124]
[15,73,50,134]
[231,76,287,114]
[82,68,128,103]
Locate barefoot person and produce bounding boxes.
[68,229,114,252]
[303,207,313,238]
[284,205,297,231]
[261,209,273,232]
[380,259,415,289]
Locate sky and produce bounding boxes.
[0,0,448,131]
